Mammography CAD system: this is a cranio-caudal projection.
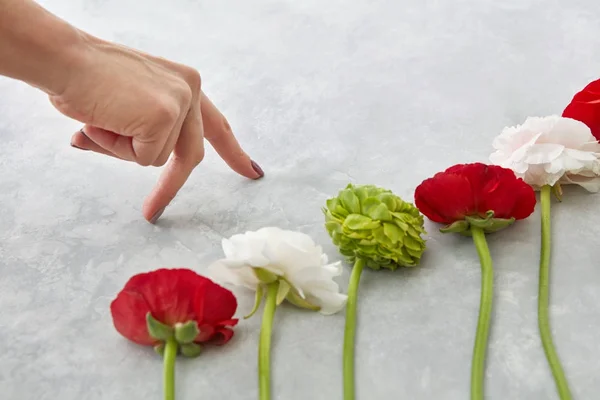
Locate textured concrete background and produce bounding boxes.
[1,0,600,399]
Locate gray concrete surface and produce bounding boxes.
[1,0,600,399]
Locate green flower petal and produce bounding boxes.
[323,184,427,271]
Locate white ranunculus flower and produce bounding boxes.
[489,115,600,192]
[208,227,347,315]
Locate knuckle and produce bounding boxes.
[221,115,233,133]
[175,148,204,168]
[190,148,205,166]
[153,100,180,125]
[183,67,202,93]
[181,85,193,107]
[153,154,170,167]
[144,98,181,131]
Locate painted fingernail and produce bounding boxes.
[251,160,264,178]
[71,144,89,151]
[150,207,166,224]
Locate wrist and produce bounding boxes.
[32,27,90,95]
[0,0,90,95]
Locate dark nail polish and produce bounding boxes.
[71,144,89,151]
[251,160,264,178]
[150,207,165,224]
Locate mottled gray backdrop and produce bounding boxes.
[1,0,599,399]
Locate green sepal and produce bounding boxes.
[154,342,165,356]
[440,220,470,234]
[253,268,279,284]
[180,343,202,358]
[276,280,291,305]
[441,210,516,235]
[174,321,200,344]
[244,284,264,319]
[552,183,563,202]
[480,217,515,233]
[285,287,321,312]
[465,210,495,227]
[465,211,515,233]
[146,312,173,341]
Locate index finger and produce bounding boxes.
[142,102,205,223]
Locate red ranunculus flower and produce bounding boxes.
[562,79,600,141]
[414,162,536,225]
[110,268,238,347]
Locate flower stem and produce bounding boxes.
[343,258,365,400]
[259,281,279,400]
[539,185,572,399]
[470,227,493,400]
[163,337,178,400]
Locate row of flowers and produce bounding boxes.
[110,78,600,400]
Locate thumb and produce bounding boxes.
[142,106,205,223]
[201,92,264,179]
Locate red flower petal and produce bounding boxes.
[563,102,600,141]
[479,168,536,220]
[195,324,216,342]
[194,277,238,324]
[577,79,600,95]
[110,289,155,345]
[212,327,236,345]
[415,163,536,225]
[193,276,238,343]
[509,181,537,220]
[123,268,199,326]
[110,268,239,347]
[562,79,600,141]
[445,162,491,210]
[414,171,475,224]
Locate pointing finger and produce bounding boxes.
[142,103,205,223]
[201,92,264,179]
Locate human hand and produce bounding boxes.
[50,34,263,223]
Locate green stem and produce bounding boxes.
[259,281,279,400]
[163,337,178,400]
[470,227,494,400]
[539,185,573,399]
[343,258,365,400]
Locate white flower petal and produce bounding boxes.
[489,150,506,165]
[208,261,260,290]
[490,115,600,189]
[560,174,600,193]
[306,290,348,315]
[209,227,347,315]
[544,117,594,148]
[222,238,237,259]
[563,148,599,161]
[259,264,287,276]
[524,143,564,165]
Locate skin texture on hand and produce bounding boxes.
[60,36,263,222]
[0,0,263,223]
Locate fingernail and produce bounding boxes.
[251,160,264,179]
[71,144,89,151]
[150,207,165,224]
[79,128,89,138]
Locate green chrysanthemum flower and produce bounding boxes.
[323,184,427,270]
